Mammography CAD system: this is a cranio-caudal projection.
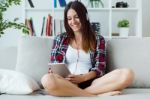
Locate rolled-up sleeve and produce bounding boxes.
[50,36,62,63]
[90,35,106,77]
[50,33,69,63]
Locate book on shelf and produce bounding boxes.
[30,18,36,36]
[26,15,66,37]
[25,19,31,35]
[46,14,52,36]
[27,14,53,37]
[41,16,46,36]
[91,22,101,34]
[54,0,57,8]
[27,0,34,8]
[25,18,36,36]
[58,0,66,7]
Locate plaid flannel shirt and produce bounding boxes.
[50,33,106,77]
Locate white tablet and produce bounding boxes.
[48,63,71,78]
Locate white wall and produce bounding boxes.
[0,0,150,47]
[0,2,24,47]
[142,0,150,37]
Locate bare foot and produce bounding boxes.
[97,91,121,96]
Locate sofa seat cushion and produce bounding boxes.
[1,89,150,99]
[122,88,150,95]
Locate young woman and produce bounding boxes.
[41,1,134,97]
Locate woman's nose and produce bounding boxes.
[71,18,76,24]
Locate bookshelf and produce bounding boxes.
[23,0,142,38]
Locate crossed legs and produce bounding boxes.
[41,71,94,96]
[41,68,134,97]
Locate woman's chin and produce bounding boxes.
[72,29,81,33]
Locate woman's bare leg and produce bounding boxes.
[97,91,121,96]
[84,68,134,95]
[41,73,95,97]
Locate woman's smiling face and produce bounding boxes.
[67,9,82,33]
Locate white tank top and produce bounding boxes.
[66,45,92,75]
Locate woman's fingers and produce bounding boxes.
[67,74,75,78]
[48,68,53,73]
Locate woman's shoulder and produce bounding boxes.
[95,34,105,41]
[54,32,68,40]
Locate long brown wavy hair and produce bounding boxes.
[64,1,96,52]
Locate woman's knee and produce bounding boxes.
[119,68,134,86]
[41,73,58,90]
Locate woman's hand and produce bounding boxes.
[48,68,63,79]
[48,68,53,73]
[65,74,86,84]
[65,71,97,84]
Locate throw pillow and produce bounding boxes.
[15,36,53,87]
[0,69,40,94]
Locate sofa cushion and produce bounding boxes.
[0,69,40,94]
[0,46,17,69]
[122,88,150,95]
[15,36,53,87]
[106,37,150,88]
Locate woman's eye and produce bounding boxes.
[75,16,79,19]
[67,18,71,20]
[67,16,79,21]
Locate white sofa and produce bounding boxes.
[0,36,150,99]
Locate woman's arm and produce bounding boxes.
[82,71,97,81]
[50,33,69,63]
[50,36,61,63]
[90,35,106,77]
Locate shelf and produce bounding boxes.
[25,8,53,11]
[54,8,64,11]
[53,8,110,11]
[24,0,142,38]
[111,8,138,11]
[111,36,142,39]
[87,8,110,11]
[25,8,138,12]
